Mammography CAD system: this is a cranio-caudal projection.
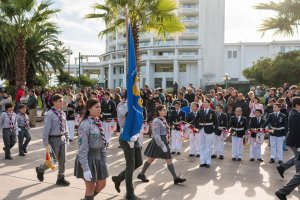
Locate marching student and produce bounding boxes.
[0,103,17,160]
[186,102,200,157]
[193,98,219,168]
[35,94,70,186]
[228,107,248,161]
[137,105,186,184]
[101,91,117,146]
[168,101,186,155]
[248,109,265,162]
[74,98,108,200]
[16,104,31,156]
[262,103,288,164]
[211,104,228,160]
[65,94,76,142]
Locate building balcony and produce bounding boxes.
[180,7,199,15]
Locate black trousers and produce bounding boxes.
[117,137,143,199]
[2,128,16,157]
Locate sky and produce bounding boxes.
[51,0,300,63]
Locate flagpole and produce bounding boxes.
[125,4,129,87]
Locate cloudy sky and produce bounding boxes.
[51,0,299,63]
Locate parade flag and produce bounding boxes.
[44,144,57,170]
[121,22,143,141]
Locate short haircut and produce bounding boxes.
[67,94,73,99]
[255,109,263,114]
[52,94,63,102]
[18,104,27,110]
[235,107,242,112]
[191,102,199,108]
[292,97,300,107]
[204,98,211,103]
[216,104,223,110]
[5,102,14,110]
[90,91,97,96]
[174,101,181,106]
[104,91,110,96]
[178,91,183,96]
[273,103,281,108]
[269,98,276,103]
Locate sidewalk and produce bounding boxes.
[0,124,299,200]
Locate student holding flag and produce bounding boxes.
[111,23,144,200]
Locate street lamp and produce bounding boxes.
[223,73,231,89]
[67,46,73,75]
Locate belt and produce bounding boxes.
[232,128,244,131]
[102,113,112,115]
[270,127,285,130]
[199,123,213,126]
[218,126,226,129]
[49,134,64,138]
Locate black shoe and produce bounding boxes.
[36,167,44,182]
[250,158,255,161]
[257,159,264,162]
[23,148,27,153]
[232,158,236,161]
[211,155,217,159]
[3,147,5,151]
[137,173,149,182]
[112,176,121,193]
[237,158,242,161]
[174,177,186,184]
[275,191,287,200]
[177,152,181,155]
[5,156,12,160]
[283,148,288,151]
[189,154,194,157]
[126,195,141,200]
[219,155,224,160]
[205,164,210,168]
[278,160,283,165]
[196,154,200,157]
[199,164,206,167]
[171,152,176,155]
[19,152,25,156]
[56,177,70,186]
[269,159,275,163]
[276,166,285,178]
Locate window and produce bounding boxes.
[180,39,197,45]
[155,64,173,72]
[227,51,232,59]
[166,78,173,88]
[113,79,116,88]
[179,64,186,72]
[233,51,237,58]
[119,67,124,74]
[119,79,123,87]
[154,78,162,88]
[280,46,291,53]
[113,67,116,74]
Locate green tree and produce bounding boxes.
[255,0,300,36]
[243,51,300,87]
[0,0,60,87]
[85,0,184,71]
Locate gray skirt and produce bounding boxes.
[74,148,108,182]
[144,135,171,159]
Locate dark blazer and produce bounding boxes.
[262,112,288,137]
[187,111,198,123]
[168,109,186,131]
[215,112,228,136]
[286,109,300,148]
[228,116,248,138]
[101,99,117,120]
[193,109,219,134]
[249,117,265,138]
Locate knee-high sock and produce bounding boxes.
[167,164,178,179]
[141,161,151,175]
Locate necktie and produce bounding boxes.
[194,112,197,117]
[94,118,107,148]
[205,109,208,115]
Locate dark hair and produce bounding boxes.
[52,94,63,102]
[154,104,165,117]
[269,98,276,103]
[191,102,199,108]
[18,104,27,110]
[104,91,110,96]
[5,102,14,110]
[255,109,263,114]
[122,90,127,99]
[273,103,281,108]
[178,91,183,96]
[216,104,223,109]
[292,97,300,107]
[90,91,97,96]
[82,98,100,122]
[254,96,260,102]
[174,101,181,106]
[204,98,211,103]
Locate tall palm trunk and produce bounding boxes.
[132,22,140,73]
[15,34,27,87]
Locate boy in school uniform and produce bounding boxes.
[0,103,18,160]
[186,102,200,157]
[16,104,31,156]
[212,104,228,160]
[36,94,70,186]
[228,107,248,161]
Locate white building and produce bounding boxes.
[61,0,300,89]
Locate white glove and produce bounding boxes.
[128,141,135,148]
[297,148,300,152]
[162,146,168,153]
[130,134,139,142]
[83,170,93,181]
[17,127,21,132]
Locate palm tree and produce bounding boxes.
[255,0,300,36]
[0,0,59,87]
[85,0,184,71]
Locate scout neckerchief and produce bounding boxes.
[93,117,107,148]
[7,111,14,131]
[52,107,64,133]
[158,117,170,138]
[20,112,29,129]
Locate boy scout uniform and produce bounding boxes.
[16,113,31,155]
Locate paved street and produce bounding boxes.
[0,123,299,200]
